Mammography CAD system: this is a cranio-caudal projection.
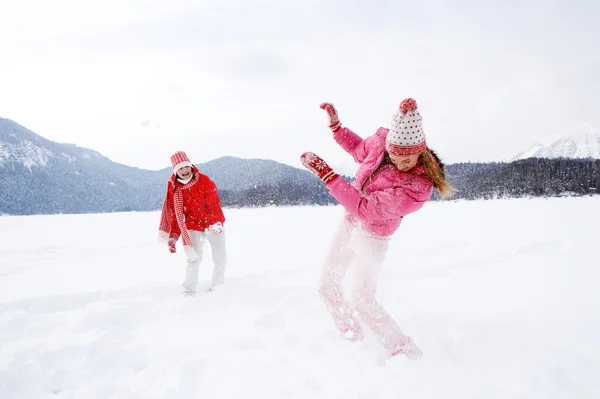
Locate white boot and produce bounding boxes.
[207,231,227,290]
[392,337,423,361]
[210,270,225,289]
[182,262,199,296]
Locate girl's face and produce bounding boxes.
[176,166,192,180]
[389,153,420,172]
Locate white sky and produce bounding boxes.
[1,0,599,174]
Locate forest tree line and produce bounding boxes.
[219,158,600,207]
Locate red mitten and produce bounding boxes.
[300,152,339,184]
[168,237,177,253]
[319,102,341,132]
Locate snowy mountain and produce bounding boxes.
[0,117,329,215]
[2,117,598,215]
[0,118,158,215]
[513,123,600,160]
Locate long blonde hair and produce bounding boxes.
[420,150,455,199]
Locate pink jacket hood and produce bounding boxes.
[327,127,434,237]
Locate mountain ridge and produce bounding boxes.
[2,117,599,216]
[512,123,600,160]
[0,117,335,215]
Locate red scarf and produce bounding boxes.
[158,172,200,258]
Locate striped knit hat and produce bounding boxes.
[386,98,427,156]
[170,151,192,174]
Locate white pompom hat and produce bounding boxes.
[386,98,427,156]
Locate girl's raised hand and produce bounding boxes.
[319,102,341,133]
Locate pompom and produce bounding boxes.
[399,98,418,114]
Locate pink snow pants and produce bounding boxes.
[318,218,409,353]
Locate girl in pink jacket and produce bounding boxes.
[301,98,454,360]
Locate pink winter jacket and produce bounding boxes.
[326,126,434,237]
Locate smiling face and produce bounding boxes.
[176,166,192,180]
[389,153,420,172]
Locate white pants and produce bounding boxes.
[318,218,410,353]
[183,230,227,292]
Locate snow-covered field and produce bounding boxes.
[1,197,599,399]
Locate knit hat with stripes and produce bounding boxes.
[170,151,193,174]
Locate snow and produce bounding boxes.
[1,197,599,398]
[0,139,53,168]
[61,153,77,163]
[513,123,600,160]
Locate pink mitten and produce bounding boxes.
[168,237,177,253]
[319,102,341,132]
[300,152,339,184]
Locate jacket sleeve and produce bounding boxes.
[166,185,181,239]
[204,177,226,225]
[333,127,370,163]
[334,127,386,164]
[326,176,433,221]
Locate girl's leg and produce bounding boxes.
[351,233,420,357]
[206,231,227,288]
[318,219,363,340]
[182,231,206,294]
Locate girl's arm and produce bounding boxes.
[326,176,432,220]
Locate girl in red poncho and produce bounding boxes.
[158,151,227,295]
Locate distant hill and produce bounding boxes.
[0,118,335,215]
[159,155,325,192]
[0,118,164,214]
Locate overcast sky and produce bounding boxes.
[1,0,599,174]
